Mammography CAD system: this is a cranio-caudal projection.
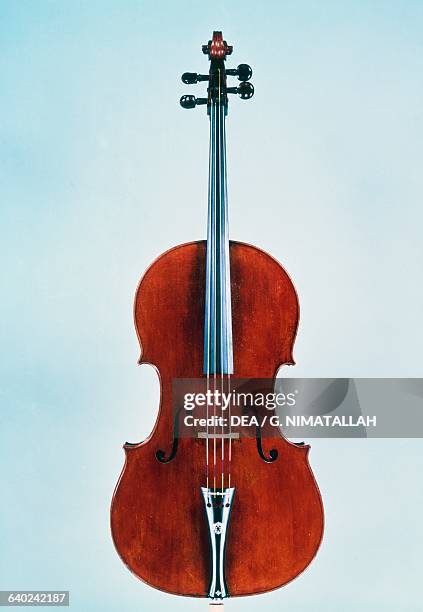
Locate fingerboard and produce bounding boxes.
[203,93,233,375]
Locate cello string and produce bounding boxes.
[206,75,232,495]
[218,69,225,495]
[205,98,214,493]
[213,95,218,494]
[222,104,232,490]
[225,116,230,494]
[207,99,217,496]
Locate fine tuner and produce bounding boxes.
[180,32,254,111]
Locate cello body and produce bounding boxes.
[110,240,324,596]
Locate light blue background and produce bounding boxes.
[1,2,422,611]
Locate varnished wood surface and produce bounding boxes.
[110,240,324,597]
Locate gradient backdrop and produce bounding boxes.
[1,2,423,611]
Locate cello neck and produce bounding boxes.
[203,74,233,375]
[179,33,254,376]
[194,30,252,377]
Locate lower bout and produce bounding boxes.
[110,441,323,598]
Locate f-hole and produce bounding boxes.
[155,406,181,463]
[246,404,279,463]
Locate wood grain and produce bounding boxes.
[110,240,324,597]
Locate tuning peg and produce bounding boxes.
[226,64,252,82]
[227,81,254,100]
[180,95,208,109]
[182,72,209,84]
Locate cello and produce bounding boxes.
[111,31,324,603]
